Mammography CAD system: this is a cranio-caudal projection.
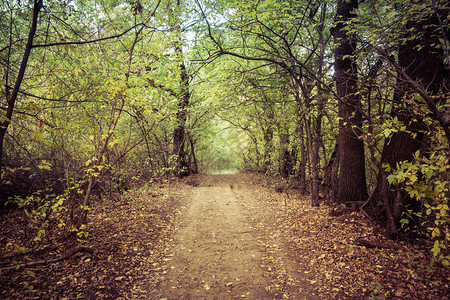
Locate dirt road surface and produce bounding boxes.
[150,174,316,299]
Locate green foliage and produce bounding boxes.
[384,121,449,266]
[196,118,246,173]
[6,186,71,243]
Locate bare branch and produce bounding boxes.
[32,23,144,48]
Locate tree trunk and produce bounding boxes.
[310,2,327,205]
[298,125,307,194]
[189,136,198,174]
[323,141,338,204]
[172,60,190,177]
[305,116,320,206]
[172,26,191,177]
[279,127,292,178]
[0,0,42,168]
[294,82,307,194]
[366,11,449,235]
[81,22,144,225]
[332,0,368,204]
[263,109,274,173]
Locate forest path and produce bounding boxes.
[150,174,316,299]
[2,174,447,299]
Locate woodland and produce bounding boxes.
[0,0,449,298]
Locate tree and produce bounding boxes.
[0,0,42,168]
[331,0,368,204]
[365,3,449,235]
[197,0,337,198]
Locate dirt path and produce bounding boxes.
[2,174,448,299]
[151,175,275,299]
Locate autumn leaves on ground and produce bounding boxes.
[1,173,448,299]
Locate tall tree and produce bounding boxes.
[367,5,449,235]
[170,0,197,177]
[0,0,42,168]
[172,41,191,177]
[331,0,368,204]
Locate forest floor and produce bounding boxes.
[1,173,449,299]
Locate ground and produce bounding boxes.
[0,173,448,299]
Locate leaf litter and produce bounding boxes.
[232,173,449,299]
[1,173,448,299]
[0,183,190,299]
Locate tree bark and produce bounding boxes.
[279,126,293,178]
[293,78,307,194]
[298,125,307,194]
[332,0,368,204]
[189,136,198,174]
[172,58,190,177]
[80,23,145,225]
[171,2,191,177]
[309,1,327,206]
[323,141,338,203]
[305,117,320,206]
[263,106,274,173]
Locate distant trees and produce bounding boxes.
[196,0,449,258]
[197,0,337,204]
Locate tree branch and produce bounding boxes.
[382,51,450,145]
[32,23,144,48]
[1,246,93,271]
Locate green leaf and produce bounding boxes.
[37,160,52,171]
[399,218,409,228]
[386,11,396,20]
[432,240,441,257]
[386,174,397,184]
[31,132,44,142]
